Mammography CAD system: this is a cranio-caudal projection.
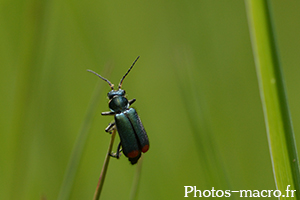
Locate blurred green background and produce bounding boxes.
[1,0,300,199]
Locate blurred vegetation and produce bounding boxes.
[1,0,300,199]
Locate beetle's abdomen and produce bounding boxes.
[115,108,149,160]
[109,96,128,113]
[115,111,139,158]
[125,108,149,153]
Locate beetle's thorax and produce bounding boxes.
[108,89,129,113]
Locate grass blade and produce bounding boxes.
[129,155,144,200]
[245,0,300,197]
[174,50,233,192]
[57,67,111,200]
[93,129,117,200]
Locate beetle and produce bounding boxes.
[87,56,149,164]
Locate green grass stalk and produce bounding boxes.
[245,0,300,198]
[129,155,144,200]
[93,129,117,200]
[57,67,111,200]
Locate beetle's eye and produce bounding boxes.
[107,92,115,99]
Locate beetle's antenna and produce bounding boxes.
[118,56,140,89]
[87,69,114,90]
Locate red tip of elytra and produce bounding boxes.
[141,144,149,153]
[127,150,140,158]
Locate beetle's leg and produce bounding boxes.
[101,111,115,115]
[129,98,136,106]
[105,121,116,133]
[116,142,122,158]
[110,142,122,159]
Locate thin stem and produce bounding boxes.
[57,73,108,200]
[129,155,143,200]
[93,129,117,200]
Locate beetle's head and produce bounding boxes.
[107,89,125,100]
[108,89,128,112]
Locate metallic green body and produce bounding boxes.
[87,56,149,164]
